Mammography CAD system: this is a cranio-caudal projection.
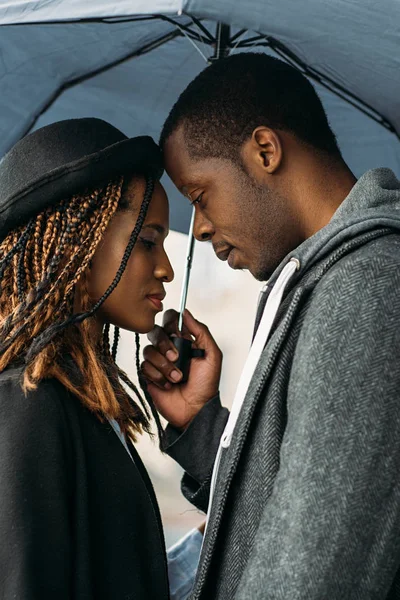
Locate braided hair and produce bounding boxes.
[0,175,164,444]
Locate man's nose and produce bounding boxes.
[193,210,214,242]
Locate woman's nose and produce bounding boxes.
[155,250,174,283]
[193,210,214,242]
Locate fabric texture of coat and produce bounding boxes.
[0,364,169,599]
[166,168,400,599]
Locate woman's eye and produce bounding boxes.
[191,193,203,206]
[140,238,156,251]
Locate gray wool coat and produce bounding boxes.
[166,168,400,599]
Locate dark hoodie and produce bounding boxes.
[166,168,400,599]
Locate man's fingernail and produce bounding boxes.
[166,350,177,361]
[170,370,182,382]
[164,382,172,390]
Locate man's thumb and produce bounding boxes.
[183,309,216,351]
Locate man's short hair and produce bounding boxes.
[160,52,342,163]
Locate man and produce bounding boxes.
[143,53,400,599]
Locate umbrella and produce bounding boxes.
[0,0,399,233]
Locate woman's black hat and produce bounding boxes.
[0,118,163,241]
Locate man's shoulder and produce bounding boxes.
[303,231,400,327]
[352,230,400,261]
[318,231,400,285]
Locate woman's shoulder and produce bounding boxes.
[0,365,75,494]
[0,363,69,397]
[0,364,73,434]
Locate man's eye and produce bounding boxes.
[191,193,203,206]
[140,238,156,251]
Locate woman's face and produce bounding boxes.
[86,176,174,334]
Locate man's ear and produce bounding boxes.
[252,127,282,174]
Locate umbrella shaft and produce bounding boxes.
[178,208,196,332]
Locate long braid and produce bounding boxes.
[103,322,111,352]
[23,221,35,293]
[17,220,35,301]
[32,212,46,285]
[11,232,20,311]
[0,239,16,316]
[0,220,35,293]
[17,245,26,302]
[101,323,152,431]
[111,327,120,361]
[0,203,70,343]
[116,368,152,423]
[135,332,165,448]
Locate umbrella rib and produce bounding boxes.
[17,28,182,144]
[248,36,398,138]
[156,14,214,46]
[273,46,397,137]
[1,15,162,26]
[236,34,266,45]
[177,24,209,62]
[1,13,207,47]
[230,28,247,43]
[155,15,212,61]
[189,16,215,42]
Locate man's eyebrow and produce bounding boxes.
[180,186,191,199]
[142,223,166,234]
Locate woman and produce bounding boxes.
[0,118,175,599]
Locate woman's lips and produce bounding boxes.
[147,296,164,311]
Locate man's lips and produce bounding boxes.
[215,245,240,268]
[227,248,237,268]
[215,246,234,262]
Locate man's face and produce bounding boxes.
[164,127,301,281]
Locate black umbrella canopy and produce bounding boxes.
[0,0,399,233]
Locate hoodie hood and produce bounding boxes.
[268,168,400,287]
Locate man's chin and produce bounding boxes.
[234,264,266,282]
[251,263,273,282]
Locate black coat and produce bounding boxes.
[0,365,169,600]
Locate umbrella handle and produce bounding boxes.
[171,337,205,383]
